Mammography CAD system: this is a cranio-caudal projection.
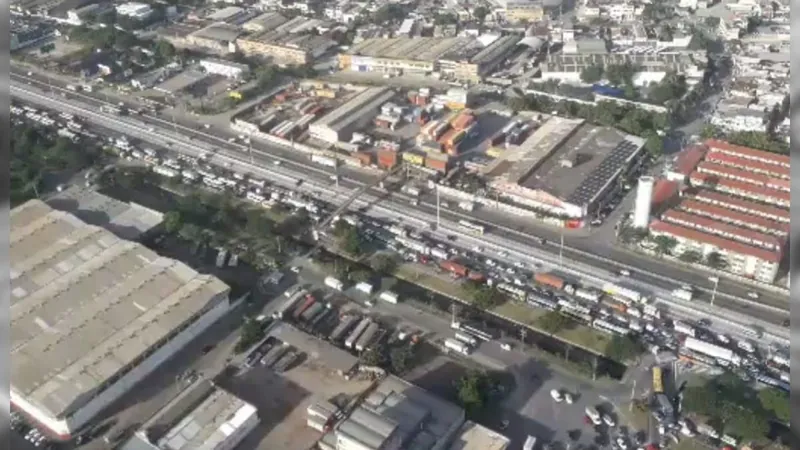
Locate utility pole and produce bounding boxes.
[709,276,720,307]
[436,184,441,230]
[519,328,527,345]
[451,302,460,325]
[559,232,565,268]
[629,379,637,411]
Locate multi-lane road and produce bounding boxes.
[10,74,789,344]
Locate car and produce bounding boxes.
[697,318,711,328]
[56,184,66,192]
[550,389,563,402]
[472,245,483,252]
[747,292,759,299]
[500,343,511,351]
[602,415,616,427]
[564,392,574,404]
[616,437,629,450]
[619,269,631,276]
[290,266,301,273]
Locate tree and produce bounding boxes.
[349,269,372,283]
[678,250,703,264]
[705,251,728,270]
[455,370,490,418]
[765,103,783,136]
[644,134,664,158]
[389,345,414,374]
[653,235,678,256]
[163,211,184,234]
[372,4,405,23]
[473,6,489,24]
[605,63,638,87]
[604,335,644,362]
[339,227,362,256]
[362,340,389,366]
[154,39,176,63]
[536,311,574,335]
[758,388,789,424]
[580,64,604,83]
[371,254,397,274]
[235,316,265,353]
[179,223,206,244]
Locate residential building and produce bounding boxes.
[10,200,231,440]
[447,421,510,450]
[115,2,153,20]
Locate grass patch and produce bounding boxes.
[395,264,469,300]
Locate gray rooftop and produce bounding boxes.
[268,322,359,375]
[448,421,510,450]
[154,70,209,94]
[10,200,230,418]
[190,22,242,43]
[311,87,395,133]
[47,186,163,240]
[337,375,464,450]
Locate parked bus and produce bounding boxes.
[458,220,485,235]
[652,366,664,394]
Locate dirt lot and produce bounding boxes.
[220,358,373,450]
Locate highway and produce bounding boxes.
[10,77,789,344]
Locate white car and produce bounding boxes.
[602,415,616,427]
[472,245,483,252]
[290,266,301,273]
[619,269,631,276]
[616,437,629,450]
[500,343,511,351]
[550,389,563,402]
[564,392,574,404]
[747,292,759,299]
[273,160,281,166]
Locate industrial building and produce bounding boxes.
[124,379,258,450]
[186,23,242,54]
[309,87,396,143]
[322,375,465,450]
[338,35,521,82]
[10,200,231,440]
[115,2,152,20]
[447,421,510,450]
[236,15,336,64]
[486,116,646,219]
[199,58,250,79]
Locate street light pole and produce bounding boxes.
[709,276,720,307]
[559,232,564,268]
[436,185,441,230]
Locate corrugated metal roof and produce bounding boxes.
[649,220,783,263]
[705,150,790,179]
[660,209,783,250]
[684,188,790,222]
[677,199,789,237]
[704,139,790,166]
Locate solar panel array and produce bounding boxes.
[566,138,644,206]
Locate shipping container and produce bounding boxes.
[329,315,359,342]
[440,260,468,277]
[377,150,399,169]
[534,273,566,291]
[438,128,457,146]
[683,337,740,364]
[419,140,444,154]
[292,295,317,320]
[452,112,475,131]
[402,151,425,166]
[430,121,451,140]
[301,302,325,322]
[355,323,380,352]
[345,318,372,349]
[425,156,449,172]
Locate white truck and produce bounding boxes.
[673,321,696,337]
[602,282,646,304]
[523,436,537,450]
[683,337,741,365]
[324,276,344,291]
[379,291,399,304]
[355,282,374,295]
[458,201,474,212]
[430,248,449,260]
[454,332,477,346]
[671,288,693,301]
[574,288,602,303]
[444,338,471,355]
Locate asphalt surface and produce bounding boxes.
[9,75,789,345]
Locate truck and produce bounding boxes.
[355,323,380,351]
[523,436,537,450]
[601,282,645,304]
[440,260,469,277]
[458,201,474,212]
[345,318,372,349]
[311,154,337,168]
[379,291,399,304]
[430,248,449,260]
[444,338,471,355]
[300,302,325,322]
[573,288,601,302]
[324,276,344,291]
[643,304,661,319]
[454,332,477,346]
[355,282,374,295]
[292,294,317,320]
[329,315,359,342]
[673,321,696,337]
[683,337,741,365]
[671,288,693,301]
[534,273,575,294]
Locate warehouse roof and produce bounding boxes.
[47,185,163,240]
[705,150,790,179]
[704,139,790,167]
[190,22,242,42]
[448,421,510,450]
[689,172,790,205]
[660,209,783,250]
[268,322,359,375]
[502,116,584,183]
[311,87,394,132]
[10,200,230,418]
[347,37,474,62]
[158,387,257,450]
[684,188,790,223]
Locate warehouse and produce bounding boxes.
[447,421,510,450]
[331,375,465,450]
[309,87,395,143]
[236,15,336,64]
[10,200,231,440]
[488,117,646,219]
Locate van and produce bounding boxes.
[585,406,602,425]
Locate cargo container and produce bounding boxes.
[329,315,359,342]
[379,291,398,304]
[301,302,325,322]
[421,120,440,137]
[355,323,380,352]
[292,295,317,320]
[431,121,451,140]
[438,128,457,146]
[324,276,344,291]
[354,152,373,166]
[310,306,333,328]
[261,344,289,367]
[419,140,444,154]
[425,156,449,172]
[447,130,466,147]
[345,318,372,349]
[534,273,567,291]
[441,260,469,277]
[377,150,399,169]
[452,113,475,131]
[312,154,338,168]
[399,151,422,166]
[444,338,471,355]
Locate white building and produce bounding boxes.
[10,200,232,440]
[199,58,251,79]
[632,176,655,228]
[115,2,153,20]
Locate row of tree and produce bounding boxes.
[700,125,789,155]
[618,226,730,270]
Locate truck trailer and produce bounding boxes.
[345,318,372,349]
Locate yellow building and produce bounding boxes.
[236,37,311,64]
[506,4,544,21]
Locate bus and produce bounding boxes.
[452,321,494,341]
[652,366,663,394]
[458,220,485,235]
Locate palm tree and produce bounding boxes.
[653,235,678,256]
[705,251,728,270]
[679,250,703,264]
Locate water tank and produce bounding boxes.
[632,176,655,228]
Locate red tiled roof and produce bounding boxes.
[660,209,783,250]
[705,150,790,179]
[651,179,679,209]
[689,172,790,204]
[696,162,790,191]
[704,139,790,166]
[649,220,783,263]
[677,199,789,236]
[684,189,790,222]
[673,144,708,175]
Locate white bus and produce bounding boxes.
[458,220,485,235]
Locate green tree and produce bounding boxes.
[154,39,176,63]
[678,250,703,264]
[455,370,490,418]
[163,211,184,234]
[605,63,638,87]
[604,335,644,362]
[535,311,574,335]
[705,251,728,270]
[372,4,406,23]
[644,134,664,158]
[473,6,489,24]
[758,387,790,424]
[349,269,372,283]
[339,227,363,255]
[361,340,389,366]
[580,64,604,83]
[653,235,678,256]
[389,345,414,374]
[235,317,265,353]
[371,253,397,274]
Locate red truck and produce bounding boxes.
[441,260,468,277]
[534,273,570,291]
